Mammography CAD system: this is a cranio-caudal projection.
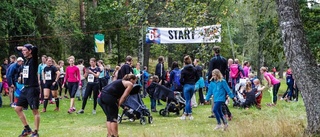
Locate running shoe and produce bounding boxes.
[64,95,69,99]
[19,128,32,137]
[49,100,55,104]
[208,115,215,118]
[180,115,186,120]
[68,108,74,114]
[189,115,194,120]
[214,125,223,130]
[77,109,84,114]
[30,131,39,137]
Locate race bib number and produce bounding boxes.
[88,74,94,83]
[45,71,52,80]
[23,66,29,78]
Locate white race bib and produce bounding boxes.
[88,74,94,83]
[23,66,29,78]
[45,70,52,80]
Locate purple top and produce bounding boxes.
[243,66,250,77]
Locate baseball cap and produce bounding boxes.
[17,57,24,62]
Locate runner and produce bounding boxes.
[6,57,24,107]
[57,60,68,99]
[15,44,40,137]
[63,56,82,114]
[38,55,47,104]
[97,60,107,90]
[76,59,86,101]
[78,58,100,114]
[98,74,137,137]
[41,57,60,112]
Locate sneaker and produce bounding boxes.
[19,128,32,137]
[77,97,81,101]
[92,110,96,115]
[68,108,74,114]
[280,97,284,101]
[30,132,39,137]
[41,108,46,113]
[77,109,84,114]
[10,103,16,108]
[189,115,194,120]
[39,100,43,104]
[157,103,163,105]
[180,115,186,120]
[214,125,223,130]
[54,108,59,111]
[208,115,215,118]
[72,107,76,112]
[151,109,158,112]
[64,95,69,99]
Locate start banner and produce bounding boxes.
[145,25,221,44]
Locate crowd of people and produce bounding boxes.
[0,44,299,137]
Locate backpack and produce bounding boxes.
[230,64,240,78]
[172,69,182,89]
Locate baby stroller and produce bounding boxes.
[118,85,153,125]
[153,84,185,116]
[233,81,246,107]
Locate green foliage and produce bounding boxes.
[300,0,320,62]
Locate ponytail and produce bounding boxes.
[123,74,137,81]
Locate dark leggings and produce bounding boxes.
[99,78,107,91]
[82,83,99,110]
[98,93,118,122]
[273,83,281,104]
[221,103,231,117]
[58,78,68,96]
[198,88,204,103]
[68,82,79,98]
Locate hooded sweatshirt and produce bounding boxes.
[179,64,199,85]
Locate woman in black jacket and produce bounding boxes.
[179,55,200,120]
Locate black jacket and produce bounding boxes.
[117,63,133,79]
[155,63,166,81]
[207,55,228,80]
[180,64,200,85]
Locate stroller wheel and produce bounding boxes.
[140,117,146,125]
[117,114,122,124]
[159,109,164,116]
[161,110,169,117]
[148,116,153,124]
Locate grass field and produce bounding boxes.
[0,79,306,137]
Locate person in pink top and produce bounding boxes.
[260,67,281,106]
[62,56,82,113]
[243,61,250,78]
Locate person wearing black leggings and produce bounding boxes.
[98,74,137,137]
[78,58,100,115]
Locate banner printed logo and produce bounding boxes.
[146,27,161,44]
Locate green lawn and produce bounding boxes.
[0,79,306,137]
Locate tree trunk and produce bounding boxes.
[79,0,86,32]
[143,44,150,70]
[276,0,320,135]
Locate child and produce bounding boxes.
[253,79,265,109]
[205,69,236,130]
[248,73,257,88]
[240,81,256,109]
[146,75,160,112]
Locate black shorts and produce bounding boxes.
[16,87,40,110]
[68,82,79,98]
[43,82,58,90]
[98,93,118,122]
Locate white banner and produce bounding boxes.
[145,25,221,44]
